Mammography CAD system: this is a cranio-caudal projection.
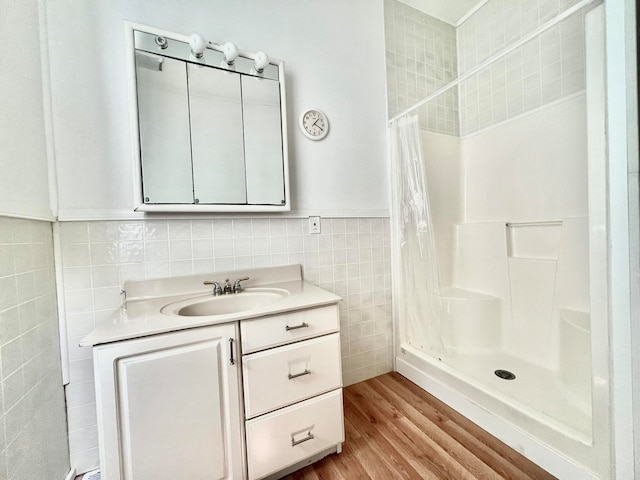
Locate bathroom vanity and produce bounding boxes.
[82,265,343,480]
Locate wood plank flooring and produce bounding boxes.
[76,372,557,480]
[282,372,557,480]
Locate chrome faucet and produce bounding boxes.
[203,280,223,296]
[233,277,250,293]
[203,276,250,295]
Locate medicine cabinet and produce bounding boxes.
[125,23,290,212]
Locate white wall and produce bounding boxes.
[0,2,70,478]
[45,0,389,219]
[0,0,53,220]
[420,131,462,287]
[462,94,587,223]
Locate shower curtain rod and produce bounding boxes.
[388,0,601,125]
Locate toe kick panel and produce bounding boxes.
[242,332,342,418]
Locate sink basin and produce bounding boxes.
[161,288,289,317]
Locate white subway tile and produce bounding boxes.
[119,263,145,284]
[63,267,92,291]
[190,220,212,239]
[168,220,191,240]
[90,243,118,265]
[62,243,90,267]
[59,223,89,244]
[67,403,97,432]
[169,240,192,260]
[213,238,234,257]
[233,238,252,256]
[117,223,143,242]
[251,219,270,236]
[90,266,119,289]
[0,308,20,347]
[170,260,193,276]
[232,219,252,237]
[143,220,168,241]
[144,240,169,262]
[1,339,23,380]
[212,220,233,238]
[2,369,25,411]
[89,222,119,243]
[192,239,213,259]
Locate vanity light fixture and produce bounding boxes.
[189,33,206,58]
[223,42,239,65]
[254,51,269,74]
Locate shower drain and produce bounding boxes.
[494,369,516,380]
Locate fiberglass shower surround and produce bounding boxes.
[389,0,605,477]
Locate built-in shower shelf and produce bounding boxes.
[439,287,501,301]
[506,221,562,260]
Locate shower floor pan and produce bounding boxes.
[398,344,592,444]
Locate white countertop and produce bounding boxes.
[80,265,341,347]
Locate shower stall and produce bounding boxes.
[386,1,609,478]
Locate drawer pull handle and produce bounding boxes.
[292,431,315,447]
[286,322,309,331]
[288,369,311,380]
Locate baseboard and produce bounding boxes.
[64,468,77,480]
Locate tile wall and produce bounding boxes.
[457,0,584,74]
[458,0,586,135]
[384,0,587,137]
[0,217,69,479]
[59,217,393,472]
[384,0,459,135]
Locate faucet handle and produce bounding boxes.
[233,276,250,293]
[203,280,223,296]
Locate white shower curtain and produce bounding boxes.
[389,115,444,358]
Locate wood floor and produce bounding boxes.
[77,372,557,480]
[282,372,557,480]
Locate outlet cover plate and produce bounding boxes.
[309,216,321,234]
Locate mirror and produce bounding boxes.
[127,24,290,212]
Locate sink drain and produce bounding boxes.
[494,369,516,380]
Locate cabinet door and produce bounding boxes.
[241,76,285,205]
[188,64,246,204]
[94,324,244,480]
[135,52,194,204]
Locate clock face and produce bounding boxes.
[300,109,329,140]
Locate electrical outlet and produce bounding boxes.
[309,216,321,234]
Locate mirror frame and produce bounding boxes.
[124,21,291,212]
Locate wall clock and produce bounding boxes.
[299,109,329,140]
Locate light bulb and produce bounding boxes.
[254,51,269,73]
[189,33,206,58]
[223,42,239,65]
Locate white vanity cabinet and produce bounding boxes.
[241,305,344,480]
[87,265,344,480]
[93,323,244,480]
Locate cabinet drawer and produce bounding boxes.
[241,304,339,354]
[246,389,344,480]
[243,333,342,418]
